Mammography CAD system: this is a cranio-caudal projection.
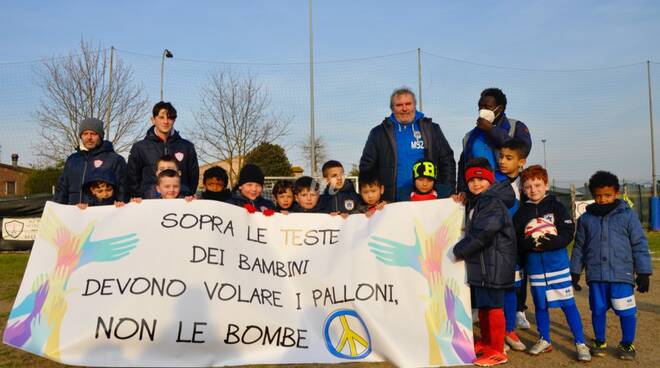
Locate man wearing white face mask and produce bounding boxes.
[455,88,532,196]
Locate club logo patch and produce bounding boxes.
[93,160,103,168]
[344,200,355,211]
[542,213,555,223]
[175,152,184,161]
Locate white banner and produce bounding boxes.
[3,200,474,367]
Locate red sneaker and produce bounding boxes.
[474,339,487,357]
[473,348,509,366]
[504,331,526,351]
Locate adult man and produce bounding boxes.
[54,117,128,204]
[127,101,199,198]
[456,88,532,195]
[359,87,455,202]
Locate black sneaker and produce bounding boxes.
[591,339,607,357]
[617,343,636,360]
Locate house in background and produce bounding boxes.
[0,154,32,197]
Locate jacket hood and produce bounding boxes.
[83,168,118,189]
[480,180,516,208]
[322,178,357,195]
[145,126,181,142]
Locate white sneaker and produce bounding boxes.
[516,311,531,330]
[576,343,592,362]
[529,338,552,355]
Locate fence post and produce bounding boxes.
[570,184,576,224]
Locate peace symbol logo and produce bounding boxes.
[323,309,372,360]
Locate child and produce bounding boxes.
[356,171,386,217]
[570,171,652,360]
[410,159,437,201]
[227,164,275,215]
[142,155,190,199]
[155,169,194,201]
[200,166,231,202]
[272,179,294,213]
[497,139,531,350]
[290,176,323,213]
[452,157,516,367]
[319,160,360,215]
[78,169,124,209]
[513,165,591,361]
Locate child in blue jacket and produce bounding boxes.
[513,165,590,361]
[570,171,652,360]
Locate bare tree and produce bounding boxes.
[34,39,148,162]
[191,70,290,183]
[300,135,327,176]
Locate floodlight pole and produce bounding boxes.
[647,61,657,196]
[309,0,317,176]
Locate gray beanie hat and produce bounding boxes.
[78,118,105,140]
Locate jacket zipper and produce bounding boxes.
[79,153,89,204]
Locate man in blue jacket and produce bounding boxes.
[456,88,532,197]
[359,87,455,202]
[54,118,128,204]
[127,101,199,198]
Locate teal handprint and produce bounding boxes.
[369,230,422,274]
[24,314,52,354]
[78,230,139,268]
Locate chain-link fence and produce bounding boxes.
[1,47,659,194]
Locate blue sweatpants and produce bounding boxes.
[535,303,585,344]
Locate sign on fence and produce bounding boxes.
[2,200,473,367]
[2,217,40,241]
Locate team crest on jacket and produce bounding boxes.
[344,199,355,211]
[542,213,555,223]
[93,160,103,168]
[175,152,184,161]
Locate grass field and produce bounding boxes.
[2,232,660,367]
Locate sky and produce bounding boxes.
[1,0,660,186]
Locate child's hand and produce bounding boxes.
[76,203,88,210]
[365,209,375,218]
[340,213,349,219]
[184,196,195,202]
[571,273,582,292]
[375,201,386,211]
[329,211,340,216]
[636,274,650,293]
[280,210,289,215]
[451,192,466,204]
[114,201,125,208]
[131,197,142,204]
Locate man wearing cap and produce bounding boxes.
[54,117,128,205]
[359,87,455,202]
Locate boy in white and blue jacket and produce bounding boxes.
[513,165,591,362]
[570,171,652,360]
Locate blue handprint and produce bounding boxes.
[78,230,139,268]
[368,230,422,274]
